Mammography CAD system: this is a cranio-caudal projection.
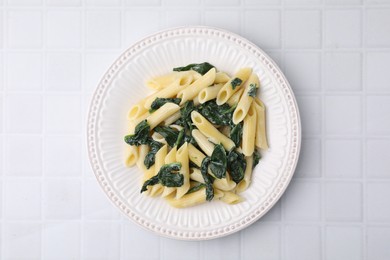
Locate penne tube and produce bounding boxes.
[190,168,204,183]
[149,145,168,197]
[151,132,167,145]
[242,105,257,156]
[165,187,207,208]
[146,72,178,90]
[214,72,230,84]
[144,79,187,109]
[226,88,244,107]
[124,145,139,167]
[219,191,243,204]
[127,98,149,120]
[232,73,259,124]
[191,129,215,156]
[137,145,149,172]
[191,111,235,151]
[198,84,224,104]
[128,112,150,134]
[253,98,269,150]
[177,68,216,104]
[175,143,190,199]
[147,103,181,129]
[160,147,177,197]
[236,155,254,193]
[216,68,252,105]
[170,124,183,131]
[162,111,181,126]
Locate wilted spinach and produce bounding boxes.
[253,150,261,169]
[144,140,163,169]
[149,97,181,113]
[227,149,247,184]
[200,157,214,201]
[197,100,233,126]
[209,144,227,179]
[230,122,243,147]
[230,77,243,90]
[248,83,257,97]
[154,126,179,147]
[173,62,215,75]
[186,183,206,194]
[141,162,183,193]
[124,120,150,146]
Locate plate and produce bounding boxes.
[87,26,301,240]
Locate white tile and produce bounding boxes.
[367,182,390,222]
[4,223,41,259]
[46,53,81,91]
[243,10,281,49]
[44,180,81,219]
[125,0,160,5]
[367,227,390,260]
[5,180,41,220]
[122,222,160,260]
[367,96,390,135]
[44,136,81,177]
[266,52,282,69]
[47,0,80,5]
[43,223,80,260]
[245,0,280,4]
[47,11,81,48]
[0,54,3,90]
[296,139,321,178]
[164,0,200,5]
[204,0,240,5]
[6,52,42,90]
[367,139,390,178]
[325,226,362,260]
[261,200,281,221]
[325,9,361,48]
[284,52,321,91]
[204,233,241,260]
[6,0,41,5]
[283,181,321,221]
[86,11,121,49]
[285,0,320,4]
[5,135,42,176]
[284,10,321,49]
[85,52,118,92]
[165,10,201,27]
[366,52,390,92]
[124,10,162,45]
[45,95,81,134]
[366,9,390,47]
[243,223,280,260]
[6,94,42,133]
[7,11,42,48]
[325,139,361,178]
[0,95,3,132]
[295,96,322,135]
[325,96,362,134]
[204,10,241,35]
[325,182,362,221]
[325,0,361,4]
[285,225,321,260]
[324,52,361,91]
[367,0,389,3]
[162,237,200,260]
[84,180,120,220]
[86,0,120,5]
[83,222,121,259]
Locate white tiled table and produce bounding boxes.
[1,0,390,259]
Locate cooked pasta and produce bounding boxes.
[124,62,267,208]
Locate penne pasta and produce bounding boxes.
[226,88,244,107]
[253,98,269,150]
[137,145,150,173]
[232,73,259,124]
[124,145,139,167]
[242,105,257,156]
[147,103,181,129]
[127,98,149,120]
[149,145,168,197]
[175,143,190,199]
[219,191,243,204]
[160,147,177,197]
[198,84,224,104]
[162,111,181,126]
[216,68,252,105]
[214,72,230,84]
[144,79,187,109]
[191,111,235,151]
[191,129,215,156]
[236,155,254,193]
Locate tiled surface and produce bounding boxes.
[0,0,389,259]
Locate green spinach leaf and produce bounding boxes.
[200,157,214,201]
[144,140,163,169]
[140,162,183,193]
[173,62,215,75]
[231,77,243,90]
[154,126,179,147]
[124,120,150,146]
[140,175,159,193]
[230,123,243,147]
[149,97,181,113]
[227,149,247,184]
[197,100,233,126]
[253,150,261,169]
[209,144,227,179]
[248,83,257,97]
[174,129,185,148]
[186,183,206,194]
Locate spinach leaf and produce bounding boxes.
[253,150,261,169]
[173,62,215,75]
[140,162,183,193]
[158,162,184,187]
[144,140,163,169]
[180,101,196,131]
[124,120,150,146]
[140,175,159,193]
[174,129,185,148]
[209,144,227,179]
[200,157,214,201]
[189,161,200,169]
[231,77,243,90]
[149,97,181,113]
[197,100,233,126]
[248,83,257,97]
[154,126,179,147]
[227,149,247,184]
[186,183,206,194]
[230,123,243,147]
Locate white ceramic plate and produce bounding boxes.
[87,26,301,240]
